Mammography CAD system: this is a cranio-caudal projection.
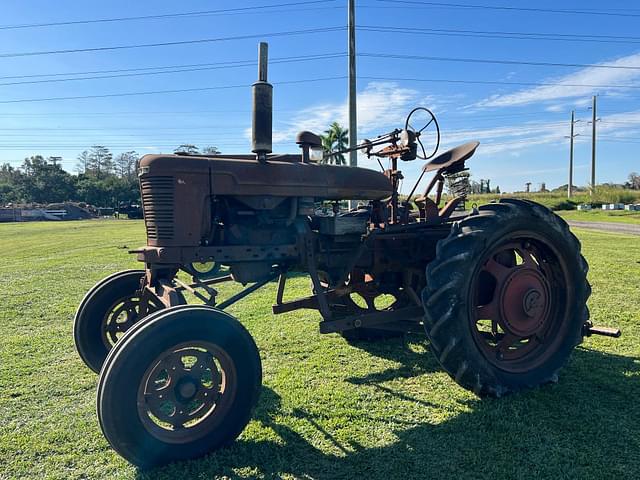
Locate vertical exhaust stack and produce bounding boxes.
[252,42,273,162]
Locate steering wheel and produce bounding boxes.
[404,107,440,160]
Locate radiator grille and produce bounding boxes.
[140,176,174,241]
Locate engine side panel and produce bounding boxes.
[138,154,393,247]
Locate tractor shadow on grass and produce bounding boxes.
[141,347,639,480]
[341,331,442,385]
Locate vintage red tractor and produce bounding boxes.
[74,43,619,468]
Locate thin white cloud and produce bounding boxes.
[474,52,640,108]
[266,82,426,144]
[437,106,640,156]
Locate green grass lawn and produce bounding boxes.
[466,188,640,212]
[557,209,640,225]
[1,219,639,480]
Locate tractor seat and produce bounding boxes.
[422,141,480,173]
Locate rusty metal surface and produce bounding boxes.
[139,154,392,199]
[470,238,569,372]
[78,43,616,471]
[422,141,480,172]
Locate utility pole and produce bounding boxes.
[565,111,580,198]
[590,95,597,195]
[348,0,357,169]
[347,0,357,209]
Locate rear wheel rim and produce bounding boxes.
[136,341,236,444]
[470,235,570,373]
[191,261,219,276]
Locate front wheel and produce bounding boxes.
[422,199,590,397]
[74,270,185,373]
[97,306,262,469]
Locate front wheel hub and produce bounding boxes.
[175,377,199,403]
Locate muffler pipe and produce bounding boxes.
[252,42,273,161]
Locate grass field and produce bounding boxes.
[1,219,639,480]
[466,188,640,212]
[557,209,640,225]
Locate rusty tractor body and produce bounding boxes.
[74,43,619,468]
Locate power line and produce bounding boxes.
[0,76,346,104]
[0,1,337,30]
[4,73,640,105]
[0,126,247,131]
[1,24,637,65]
[598,135,640,141]
[361,75,640,90]
[0,143,291,149]
[373,0,640,18]
[360,52,640,71]
[359,25,640,45]
[0,110,587,120]
[0,54,346,87]
[3,23,639,65]
[0,53,346,81]
[0,26,345,59]
[2,50,638,88]
[0,109,295,116]
[599,120,640,125]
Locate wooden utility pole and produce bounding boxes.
[566,110,578,198]
[590,95,597,194]
[348,0,357,169]
[347,0,357,209]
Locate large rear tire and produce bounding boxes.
[97,306,262,469]
[74,270,185,373]
[422,199,590,396]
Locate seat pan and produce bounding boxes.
[423,141,480,173]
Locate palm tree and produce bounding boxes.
[319,122,349,165]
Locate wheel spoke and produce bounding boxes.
[496,332,520,354]
[417,138,427,159]
[419,117,434,133]
[364,297,376,311]
[192,384,220,407]
[477,300,499,321]
[517,247,538,268]
[145,390,171,413]
[484,257,513,284]
[163,352,189,376]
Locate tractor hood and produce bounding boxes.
[139,154,393,200]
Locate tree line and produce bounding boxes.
[0,144,219,207]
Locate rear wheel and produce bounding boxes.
[74,270,185,373]
[190,261,221,280]
[97,306,262,468]
[422,199,590,396]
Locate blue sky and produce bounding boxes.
[1,0,639,192]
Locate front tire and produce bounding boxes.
[97,306,262,469]
[422,199,590,396]
[74,270,184,373]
